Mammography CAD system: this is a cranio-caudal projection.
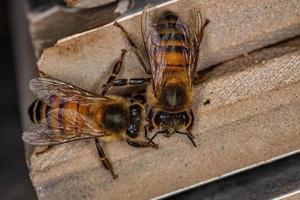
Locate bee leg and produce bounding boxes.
[175,130,197,147]
[34,145,52,155]
[189,131,196,139]
[112,78,151,88]
[149,130,167,144]
[114,22,151,74]
[144,125,158,148]
[101,51,150,95]
[94,138,118,179]
[126,138,157,149]
[101,49,127,95]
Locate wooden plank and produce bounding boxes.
[64,0,116,8]
[29,37,300,199]
[37,0,300,90]
[277,190,300,200]
[28,0,300,198]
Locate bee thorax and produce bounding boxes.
[160,84,187,110]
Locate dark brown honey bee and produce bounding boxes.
[23,75,156,179]
[114,9,209,147]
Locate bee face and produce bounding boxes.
[153,110,191,130]
[126,104,144,138]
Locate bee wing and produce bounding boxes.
[187,11,208,85]
[141,6,160,91]
[29,77,110,102]
[22,122,108,146]
[48,106,106,131]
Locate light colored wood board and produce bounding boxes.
[64,0,116,8]
[277,190,300,200]
[38,0,300,90]
[30,43,300,199]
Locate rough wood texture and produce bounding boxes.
[37,0,300,88]
[64,0,116,8]
[29,36,300,199]
[29,0,300,199]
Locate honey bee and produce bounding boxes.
[23,76,156,179]
[114,10,209,146]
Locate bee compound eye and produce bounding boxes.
[180,111,190,125]
[126,124,139,138]
[154,111,165,126]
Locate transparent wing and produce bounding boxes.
[141,6,160,91]
[29,77,110,102]
[156,18,192,87]
[45,107,107,133]
[22,121,108,146]
[187,11,208,85]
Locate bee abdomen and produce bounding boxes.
[48,96,79,132]
[155,11,189,68]
[157,11,187,41]
[28,99,49,124]
[28,96,80,133]
[159,32,186,41]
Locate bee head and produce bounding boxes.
[154,110,190,130]
[126,104,143,138]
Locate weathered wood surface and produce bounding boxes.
[29,36,300,199]
[64,0,116,9]
[37,0,300,90]
[28,0,300,199]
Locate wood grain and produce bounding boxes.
[37,0,300,92]
[30,38,300,199]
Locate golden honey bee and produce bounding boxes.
[113,10,209,146]
[23,74,156,179]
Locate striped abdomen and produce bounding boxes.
[155,11,189,72]
[29,95,130,136]
[28,95,91,133]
